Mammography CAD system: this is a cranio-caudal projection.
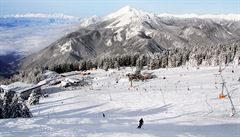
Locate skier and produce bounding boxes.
[102,113,105,118]
[137,118,144,129]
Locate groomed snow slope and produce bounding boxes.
[0,66,240,137]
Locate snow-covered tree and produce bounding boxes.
[161,51,168,68]
[28,91,41,105]
[135,67,142,75]
[0,91,32,119]
[86,60,93,70]
[103,61,109,71]
[114,61,120,70]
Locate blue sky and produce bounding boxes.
[0,0,240,17]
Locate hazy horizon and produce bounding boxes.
[1,0,240,18]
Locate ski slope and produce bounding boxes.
[0,66,240,137]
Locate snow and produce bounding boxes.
[172,41,184,48]
[2,7,239,56]
[1,66,240,136]
[65,77,83,84]
[103,6,240,29]
[106,39,112,47]
[183,27,206,37]
[125,26,143,40]
[59,40,73,54]
[41,70,60,79]
[158,13,240,21]
[114,33,123,42]
[79,16,102,27]
[234,55,240,65]
[38,71,61,86]
[60,71,82,77]
[113,29,123,42]
[104,6,157,28]
[0,82,33,92]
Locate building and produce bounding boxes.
[0,82,43,100]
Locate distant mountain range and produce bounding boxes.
[0,13,80,28]
[20,6,240,69]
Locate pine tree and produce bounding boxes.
[114,61,120,70]
[0,91,32,119]
[0,95,3,118]
[86,60,93,70]
[161,52,168,68]
[136,58,143,69]
[28,91,40,105]
[103,61,109,71]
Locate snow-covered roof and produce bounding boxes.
[42,70,60,79]
[60,71,82,77]
[17,84,42,94]
[0,82,33,92]
[0,85,8,90]
[0,81,45,94]
[65,77,83,83]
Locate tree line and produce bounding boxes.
[1,44,239,84]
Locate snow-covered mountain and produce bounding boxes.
[158,13,240,21]
[19,6,240,69]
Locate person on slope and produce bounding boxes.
[138,118,144,129]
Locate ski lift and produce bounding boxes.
[214,76,218,84]
[214,74,218,84]
[218,82,225,100]
[231,63,235,73]
[217,63,237,116]
[218,93,225,100]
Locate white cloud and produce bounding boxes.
[0,20,79,55]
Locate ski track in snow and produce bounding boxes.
[0,66,240,137]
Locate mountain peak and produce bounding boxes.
[107,6,146,18]
[117,5,136,13]
[104,6,154,28]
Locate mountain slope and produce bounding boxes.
[1,66,240,136]
[21,6,240,69]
